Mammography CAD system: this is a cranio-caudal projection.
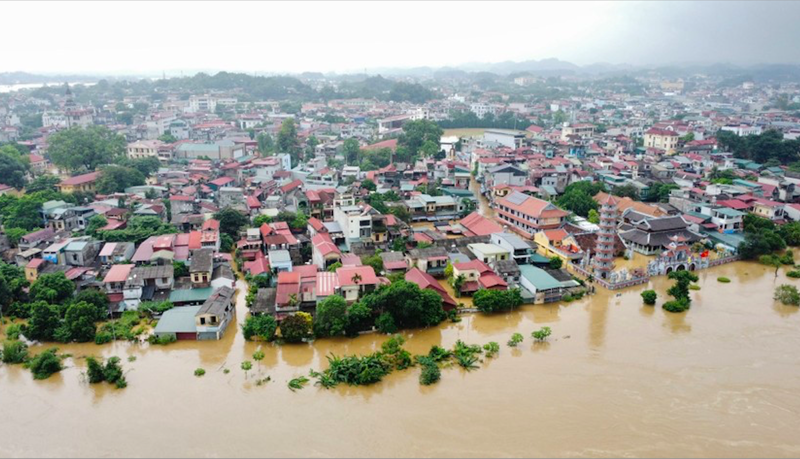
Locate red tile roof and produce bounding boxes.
[405,268,457,309]
[103,264,133,283]
[60,171,100,186]
[336,266,379,287]
[459,211,503,236]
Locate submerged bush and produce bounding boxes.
[1,340,28,364]
[25,348,63,380]
[717,277,731,283]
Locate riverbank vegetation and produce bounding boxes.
[774,284,800,306]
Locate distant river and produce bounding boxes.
[0,82,96,93]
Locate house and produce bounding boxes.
[268,249,293,273]
[467,243,510,265]
[132,265,174,291]
[491,232,535,264]
[380,251,408,273]
[194,286,235,340]
[103,264,134,296]
[452,259,507,295]
[459,211,503,237]
[486,164,527,187]
[493,259,521,287]
[533,228,584,262]
[406,246,449,277]
[619,215,701,255]
[495,191,568,238]
[336,265,381,303]
[58,171,100,194]
[404,267,457,310]
[153,306,203,340]
[404,194,460,222]
[643,128,679,153]
[311,233,341,270]
[276,271,302,314]
[127,140,166,160]
[18,228,57,252]
[518,265,579,304]
[190,248,213,287]
[63,239,99,267]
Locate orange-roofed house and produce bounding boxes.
[496,191,568,238]
[534,228,584,262]
[336,265,380,303]
[459,211,503,237]
[311,233,341,270]
[405,267,458,310]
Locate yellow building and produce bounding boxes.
[57,171,100,194]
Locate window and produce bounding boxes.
[200,317,206,325]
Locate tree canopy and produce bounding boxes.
[47,126,125,172]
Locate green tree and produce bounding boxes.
[531,326,552,342]
[62,301,97,343]
[641,290,657,305]
[345,301,373,336]
[277,118,301,166]
[95,165,146,194]
[314,295,348,338]
[473,289,523,314]
[75,288,109,321]
[361,280,446,330]
[241,360,253,379]
[85,215,108,237]
[214,207,249,239]
[611,184,639,199]
[47,126,125,172]
[342,138,360,166]
[0,147,30,189]
[588,209,600,224]
[242,314,278,341]
[280,313,312,343]
[25,175,62,193]
[26,348,63,380]
[397,119,443,160]
[557,181,604,217]
[253,214,272,227]
[1,340,28,364]
[158,133,177,143]
[173,261,189,278]
[774,284,800,306]
[30,272,75,304]
[256,132,274,155]
[663,270,699,313]
[548,257,563,270]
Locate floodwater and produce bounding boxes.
[470,177,495,219]
[2,262,800,458]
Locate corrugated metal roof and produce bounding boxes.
[154,306,201,334]
[169,288,214,303]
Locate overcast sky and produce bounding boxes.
[3,1,800,75]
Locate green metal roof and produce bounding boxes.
[169,288,214,303]
[519,265,563,290]
[154,306,200,334]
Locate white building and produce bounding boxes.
[720,124,762,136]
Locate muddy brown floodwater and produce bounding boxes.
[2,262,800,458]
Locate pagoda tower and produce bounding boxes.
[593,194,618,280]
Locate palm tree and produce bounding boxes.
[352,273,362,285]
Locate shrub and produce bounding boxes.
[26,348,63,380]
[375,312,398,334]
[419,361,441,386]
[279,313,312,343]
[787,270,800,278]
[531,326,552,342]
[242,315,278,341]
[507,333,524,347]
[662,299,690,313]
[689,284,701,291]
[717,277,731,283]
[1,340,28,364]
[453,340,482,370]
[473,289,523,314]
[94,332,113,345]
[641,290,657,305]
[194,368,206,377]
[774,284,800,306]
[147,334,177,345]
[483,341,500,358]
[5,323,22,340]
[86,356,106,384]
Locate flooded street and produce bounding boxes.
[2,262,800,457]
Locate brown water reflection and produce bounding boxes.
[2,263,800,457]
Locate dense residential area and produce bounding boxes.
[2,69,800,346]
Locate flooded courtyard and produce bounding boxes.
[2,261,800,457]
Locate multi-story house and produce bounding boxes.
[495,191,569,238]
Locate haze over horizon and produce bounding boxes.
[3,1,800,76]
